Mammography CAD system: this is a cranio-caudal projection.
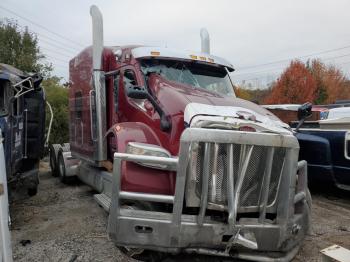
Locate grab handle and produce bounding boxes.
[345,131,350,160]
[89,89,97,141]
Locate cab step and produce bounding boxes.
[94,193,111,212]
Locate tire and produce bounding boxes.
[62,143,70,152]
[49,144,62,177]
[27,187,38,196]
[57,149,69,184]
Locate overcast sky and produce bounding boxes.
[1,0,350,87]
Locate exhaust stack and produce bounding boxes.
[90,5,107,162]
[200,28,210,54]
[90,5,104,69]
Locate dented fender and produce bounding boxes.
[106,122,175,195]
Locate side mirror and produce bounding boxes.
[295,102,312,132]
[126,85,148,99]
[126,85,172,132]
[297,102,312,121]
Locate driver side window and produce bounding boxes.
[123,69,146,109]
[123,70,137,89]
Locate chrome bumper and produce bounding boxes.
[108,128,310,261]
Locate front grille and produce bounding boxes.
[189,142,286,210]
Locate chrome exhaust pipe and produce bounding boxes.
[90,5,107,161]
[200,28,210,54]
[90,5,103,70]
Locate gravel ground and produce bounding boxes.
[9,161,350,261]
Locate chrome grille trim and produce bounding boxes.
[198,142,211,225]
[184,128,299,219]
[227,144,235,227]
[258,147,274,222]
[233,144,254,221]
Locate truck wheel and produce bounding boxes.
[62,143,70,152]
[57,149,72,184]
[27,186,38,196]
[49,144,61,177]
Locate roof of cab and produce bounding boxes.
[0,63,26,82]
[128,46,235,72]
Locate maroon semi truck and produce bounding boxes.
[50,5,311,261]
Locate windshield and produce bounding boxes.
[140,59,235,97]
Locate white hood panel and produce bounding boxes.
[184,103,292,135]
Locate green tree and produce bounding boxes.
[42,77,69,145]
[0,19,52,77]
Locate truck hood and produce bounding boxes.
[148,74,291,134]
[184,103,292,134]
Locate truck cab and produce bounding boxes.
[0,64,46,196]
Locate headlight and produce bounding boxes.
[126,142,174,170]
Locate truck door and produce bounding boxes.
[106,68,143,158]
[10,96,24,174]
[106,72,120,158]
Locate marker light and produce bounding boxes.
[239,126,256,132]
[150,51,160,56]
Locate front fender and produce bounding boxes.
[106,122,175,195]
[295,132,332,166]
[106,122,162,153]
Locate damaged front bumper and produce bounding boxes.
[108,128,311,261]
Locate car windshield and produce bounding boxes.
[140,59,235,97]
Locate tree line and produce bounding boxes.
[235,59,350,105]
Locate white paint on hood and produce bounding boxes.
[184,103,292,134]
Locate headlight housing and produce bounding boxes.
[126,142,175,170]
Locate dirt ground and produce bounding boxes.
[9,161,350,262]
